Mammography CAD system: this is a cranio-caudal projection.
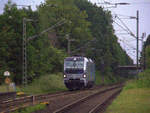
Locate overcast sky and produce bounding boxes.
[0,0,150,64]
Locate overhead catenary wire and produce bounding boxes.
[116,33,131,35]
[127,51,136,57]
[116,15,136,38]
[113,14,133,18]
[119,36,136,42]
[118,38,136,50]
[118,39,136,58]
[119,38,141,52]
[112,10,137,39]
[27,19,67,41]
[96,1,137,55]
[95,1,136,39]
[113,21,131,35]
[113,16,137,41]
[95,0,140,63]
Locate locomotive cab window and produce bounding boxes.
[64,61,84,69]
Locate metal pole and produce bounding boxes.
[136,10,139,69]
[22,18,27,86]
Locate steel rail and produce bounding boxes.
[0,84,122,113]
[0,92,16,102]
[0,85,104,113]
[89,88,122,113]
[53,84,123,113]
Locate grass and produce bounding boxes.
[105,70,150,113]
[0,85,8,92]
[13,104,46,113]
[0,84,15,93]
[123,69,150,90]
[105,69,150,113]
[105,87,150,113]
[18,73,67,95]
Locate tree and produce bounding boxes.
[145,35,150,47]
[145,46,150,69]
[0,0,133,84]
[74,0,133,73]
[38,0,92,54]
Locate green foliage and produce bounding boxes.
[74,0,133,79]
[95,71,124,85]
[0,1,67,84]
[95,71,102,85]
[0,2,27,84]
[124,70,150,90]
[141,34,150,70]
[38,0,92,52]
[13,104,46,113]
[137,69,150,88]
[123,80,138,90]
[0,0,132,85]
[145,35,150,47]
[145,46,150,69]
[20,73,67,94]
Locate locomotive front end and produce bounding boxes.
[64,57,87,90]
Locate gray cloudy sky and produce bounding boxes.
[0,0,150,63]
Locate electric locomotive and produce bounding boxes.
[63,56,95,90]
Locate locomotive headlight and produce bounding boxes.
[64,75,66,78]
[83,74,86,78]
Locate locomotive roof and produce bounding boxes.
[65,56,93,62]
[65,56,84,61]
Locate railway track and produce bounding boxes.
[0,92,16,102]
[0,90,79,113]
[0,85,108,113]
[53,85,123,113]
[0,84,123,113]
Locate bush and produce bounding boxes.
[95,71,102,85]
[137,69,150,88]
[124,69,150,90]
[13,104,46,113]
[95,71,123,85]
[20,73,67,94]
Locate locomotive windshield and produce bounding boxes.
[64,61,84,69]
[64,60,84,74]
